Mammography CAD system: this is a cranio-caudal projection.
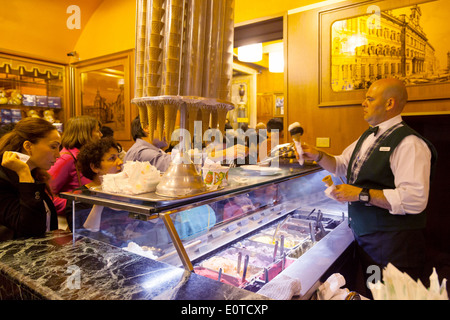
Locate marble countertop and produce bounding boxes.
[0,231,268,300]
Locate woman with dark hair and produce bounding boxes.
[0,117,61,240]
[123,115,172,172]
[48,115,103,217]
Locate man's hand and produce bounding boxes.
[301,143,320,161]
[330,184,361,203]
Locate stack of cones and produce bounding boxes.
[218,0,234,102]
[145,0,165,141]
[182,0,207,97]
[132,0,235,147]
[135,0,147,99]
[164,104,178,142]
[134,0,147,128]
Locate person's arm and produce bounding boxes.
[330,184,392,210]
[0,171,49,237]
[151,151,172,172]
[48,154,75,214]
[301,143,337,173]
[48,154,73,193]
[383,135,431,214]
[330,136,431,214]
[207,144,248,163]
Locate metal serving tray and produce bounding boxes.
[61,165,322,216]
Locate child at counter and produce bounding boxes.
[65,137,123,231]
[69,137,216,248]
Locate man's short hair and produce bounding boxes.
[267,118,283,133]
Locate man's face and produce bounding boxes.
[362,83,389,126]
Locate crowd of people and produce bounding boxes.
[0,113,280,241]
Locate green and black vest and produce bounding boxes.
[347,121,437,236]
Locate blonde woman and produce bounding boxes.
[48,115,102,216]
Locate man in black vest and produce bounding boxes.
[302,78,437,289]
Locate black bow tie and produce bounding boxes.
[367,126,379,136]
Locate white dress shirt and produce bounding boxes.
[334,115,432,215]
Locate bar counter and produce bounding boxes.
[0,231,267,300]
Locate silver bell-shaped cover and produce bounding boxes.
[156,152,206,197]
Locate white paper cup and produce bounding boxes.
[202,166,229,187]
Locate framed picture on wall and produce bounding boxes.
[274,93,284,116]
[318,0,450,107]
[72,50,134,140]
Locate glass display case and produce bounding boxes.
[62,165,351,296]
[0,53,66,129]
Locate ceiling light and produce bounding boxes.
[237,43,263,63]
[269,51,284,73]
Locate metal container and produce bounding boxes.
[156,154,206,197]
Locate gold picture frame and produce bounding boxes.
[318,0,450,107]
[72,50,134,140]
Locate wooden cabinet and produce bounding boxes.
[257,92,286,142]
[257,93,274,124]
[0,53,67,130]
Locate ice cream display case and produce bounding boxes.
[62,165,353,299]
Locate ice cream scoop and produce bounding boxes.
[288,122,304,165]
[288,122,303,142]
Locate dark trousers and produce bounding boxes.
[353,228,426,295]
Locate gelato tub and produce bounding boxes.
[199,255,262,280]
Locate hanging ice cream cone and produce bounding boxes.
[156,104,164,141]
[137,103,148,129]
[164,104,178,143]
[200,107,211,137]
[210,108,218,130]
[216,107,228,134]
[146,103,156,141]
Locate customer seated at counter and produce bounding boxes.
[123,115,172,172]
[0,117,61,241]
[256,118,284,163]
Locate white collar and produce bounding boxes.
[373,115,403,136]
